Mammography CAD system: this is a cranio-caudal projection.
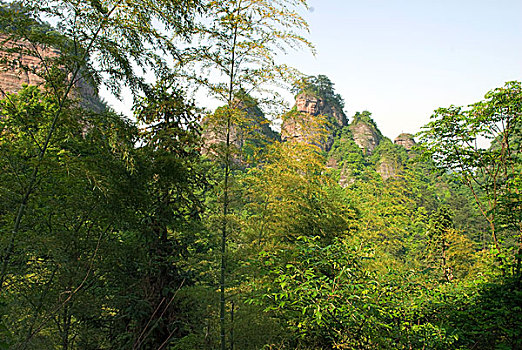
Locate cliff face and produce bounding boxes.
[347,111,383,155]
[295,92,347,128]
[325,110,418,184]
[349,121,381,155]
[202,77,419,181]
[0,34,59,95]
[394,133,416,150]
[295,93,323,115]
[375,149,404,180]
[282,92,347,152]
[377,161,398,180]
[370,134,416,180]
[280,86,415,183]
[0,34,101,110]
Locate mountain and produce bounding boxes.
[282,76,417,184]
[202,75,419,184]
[281,75,347,152]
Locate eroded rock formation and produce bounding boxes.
[376,159,401,180]
[0,34,59,95]
[0,34,101,110]
[394,133,416,150]
[282,92,347,152]
[349,121,381,155]
[295,92,323,115]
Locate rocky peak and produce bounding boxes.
[348,112,382,155]
[295,92,348,129]
[296,93,323,115]
[281,75,348,152]
[282,92,347,152]
[394,133,416,150]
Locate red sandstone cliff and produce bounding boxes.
[0,34,100,108]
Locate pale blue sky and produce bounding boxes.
[283,0,522,139]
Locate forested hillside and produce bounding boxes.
[0,1,520,349]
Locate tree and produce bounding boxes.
[418,81,522,273]
[426,207,475,282]
[235,137,356,348]
[180,1,313,348]
[0,80,209,350]
[0,0,203,291]
[0,2,211,346]
[255,235,460,350]
[0,85,138,348]
[109,82,209,349]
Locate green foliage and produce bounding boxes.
[182,0,312,108]
[418,80,522,269]
[0,0,205,304]
[204,91,278,166]
[370,138,408,166]
[0,86,137,348]
[182,2,313,349]
[328,127,367,180]
[0,82,208,348]
[436,276,522,349]
[105,83,208,349]
[2,4,520,349]
[254,236,460,349]
[1,0,203,95]
[240,140,354,246]
[425,207,476,281]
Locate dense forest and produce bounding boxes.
[0,0,520,349]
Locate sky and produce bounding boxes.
[281,0,522,139]
[102,0,522,140]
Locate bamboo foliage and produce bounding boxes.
[177,1,312,349]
